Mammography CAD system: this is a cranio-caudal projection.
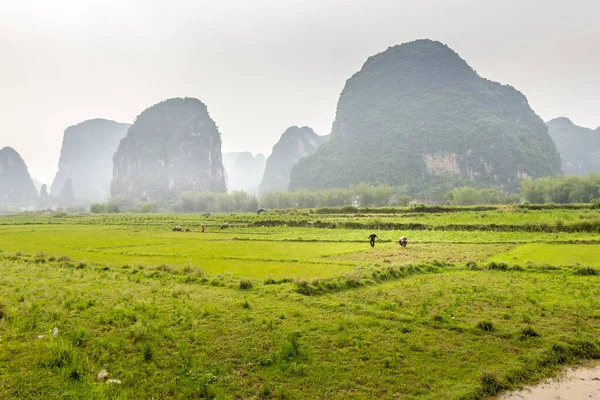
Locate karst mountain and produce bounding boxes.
[51,118,130,201]
[260,126,328,193]
[290,39,562,192]
[111,98,226,201]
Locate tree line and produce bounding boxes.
[88,174,600,213]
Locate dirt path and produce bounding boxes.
[491,360,600,399]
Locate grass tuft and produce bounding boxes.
[479,371,505,396]
[520,326,540,339]
[477,320,494,332]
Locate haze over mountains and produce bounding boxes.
[51,119,130,202]
[547,117,600,176]
[0,147,38,206]
[222,152,266,194]
[0,38,598,210]
[3,1,599,187]
[260,126,328,194]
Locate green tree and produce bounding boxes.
[90,203,106,213]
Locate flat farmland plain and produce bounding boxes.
[0,206,598,399]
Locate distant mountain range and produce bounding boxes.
[51,118,130,202]
[0,147,38,206]
[547,117,600,176]
[7,39,598,209]
[222,152,266,194]
[259,126,328,194]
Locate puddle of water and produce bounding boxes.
[490,360,600,400]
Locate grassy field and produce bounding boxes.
[0,207,598,399]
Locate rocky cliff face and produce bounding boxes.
[289,39,562,192]
[111,98,226,201]
[0,147,38,206]
[222,152,266,194]
[50,119,130,201]
[547,117,600,175]
[259,126,328,193]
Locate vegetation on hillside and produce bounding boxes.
[111,98,226,202]
[290,40,562,192]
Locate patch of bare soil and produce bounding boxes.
[491,360,600,400]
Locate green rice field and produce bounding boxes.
[0,206,598,399]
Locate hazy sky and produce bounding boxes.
[1,0,599,184]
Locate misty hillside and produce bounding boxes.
[547,117,600,176]
[290,39,562,192]
[32,177,42,194]
[111,97,226,201]
[50,119,130,202]
[0,147,38,206]
[260,126,328,194]
[222,152,266,194]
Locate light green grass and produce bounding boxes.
[0,211,599,399]
[0,226,364,279]
[489,243,600,266]
[0,258,597,400]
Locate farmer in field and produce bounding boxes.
[201,224,205,233]
[368,232,378,247]
[398,236,408,247]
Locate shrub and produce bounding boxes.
[487,261,508,271]
[466,261,480,270]
[575,267,599,276]
[140,203,154,213]
[90,204,106,213]
[239,280,253,290]
[106,204,120,213]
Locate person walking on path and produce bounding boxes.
[368,232,378,247]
